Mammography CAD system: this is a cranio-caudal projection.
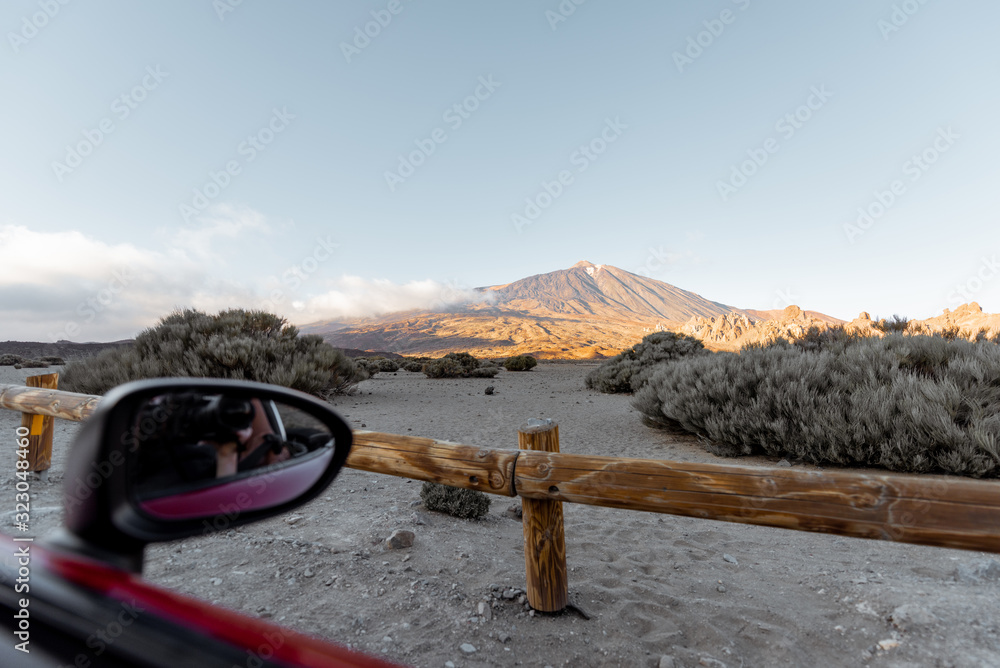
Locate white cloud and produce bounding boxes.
[287,276,489,323]
[0,209,488,340]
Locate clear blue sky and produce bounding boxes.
[2,1,998,341]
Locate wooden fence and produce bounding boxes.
[3,380,1000,612]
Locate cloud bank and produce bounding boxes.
[0,210,486,341]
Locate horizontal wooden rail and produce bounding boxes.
[514,451,1000,554]
[350,431,517,497]
[2,384,999,553]
[0,383,101,422]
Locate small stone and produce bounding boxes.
[502,588,517,600]
[485,386,494,395]
[386,529,415,549]
[777,459,791,467]
[889,604,937,630]
[285,515,303,525]
[210,578,222,586]
[528,609,535,617]
[723,554,738,565]
[499,632,511,643]
[717,585,726,593]
[382,635,392,643]
[460,643,477,654]
[304,568,315,578]
[659,656,676,668]
[877,639,899,651]
[445,662,456,668]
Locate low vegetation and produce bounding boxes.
[585,331,706,394]
[0,354,25,366]
[503,354,538,371]
[634,332,1000,478]
[422,352,499,379]
[357,357,399,375]
[420,482,491,520]
[61,309,367,397]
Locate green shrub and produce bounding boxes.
[422,352,497,379]
[14,359,50,369]
[633,333,1000,478]
[358,357,399,375]
[420,482,491,519]
[0,354,25,366]
[61,309,367,397]
[402,361,424,372]
[504,355,538,371]
[39,356,66,365]
[586,331,706,394]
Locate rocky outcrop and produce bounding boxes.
[681,305,823,348]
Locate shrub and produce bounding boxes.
[633,333,1000,478]
[586,331,706,394]
[0,354,25,366]
[61,309,367,397]
[872,314,910,333]
[420,482,491,519]
[504,355,538,371]
[39,356,66,365]
[422,352,497,379]
[402,361,424,372]
[14,359,49,369]
[358,357,399,375]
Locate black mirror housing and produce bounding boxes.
[58,379,352,570]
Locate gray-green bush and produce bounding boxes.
[420,481,491,519]
[402,361,424,372]
[0,354,25,366]
[586,331,706,394]
[634,333,1000,477]
[61,309,367,397]
[504,354,538,371]
[422,352,498,379]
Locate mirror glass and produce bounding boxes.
[126,392,337,520]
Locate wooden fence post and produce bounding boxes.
[517,418,568,612]
[20,373,58,474]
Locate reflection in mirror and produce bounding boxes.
[128,392,336,520]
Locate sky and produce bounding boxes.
[1,1,999,342]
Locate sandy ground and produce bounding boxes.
[2,363,999,668]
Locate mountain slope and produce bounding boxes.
[476,261,737,322]
[304,262,744,358]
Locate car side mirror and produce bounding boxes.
[51,379,352,572]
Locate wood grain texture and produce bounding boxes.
[348,431,518,497]
[514,451,1000,553]
[0,382,100,422]
[20,374,59,471]
[518,421,568,612]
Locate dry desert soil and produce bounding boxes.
[2,363,999,668]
